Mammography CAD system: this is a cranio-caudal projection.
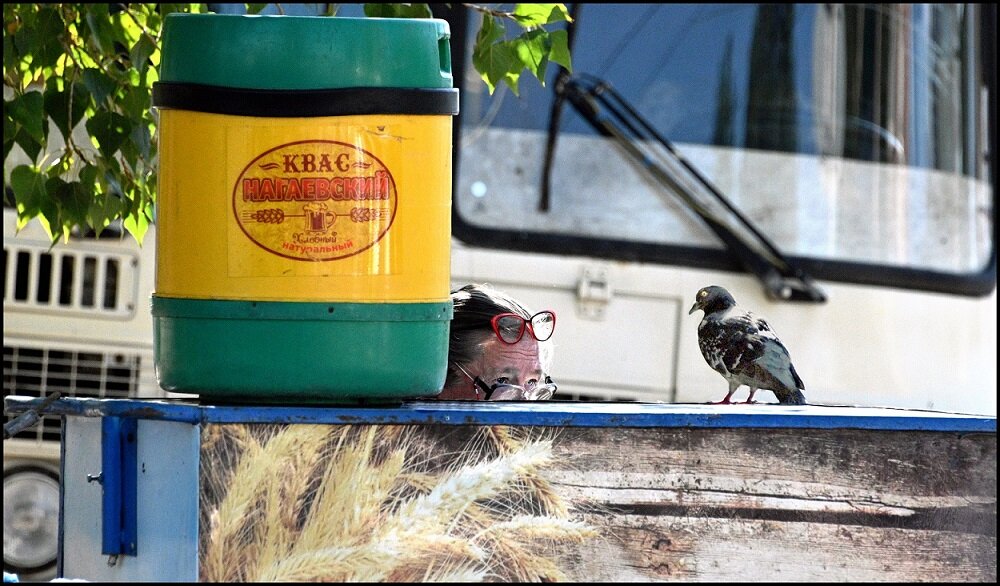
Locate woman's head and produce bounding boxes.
[438,283,555,400]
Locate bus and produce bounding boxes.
[445,3,996,410]
[4,3,995,579]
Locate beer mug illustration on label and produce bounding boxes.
[304,203,335,232]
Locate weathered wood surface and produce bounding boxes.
[557,427,994,581]
[425,425,996,582]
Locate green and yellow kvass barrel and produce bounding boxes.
[150,14,457,402]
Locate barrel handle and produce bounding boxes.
[438,34,452,76]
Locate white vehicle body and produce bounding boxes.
[3,211,160,579]
[451,237,997,412]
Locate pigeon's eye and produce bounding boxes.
[699,290,707,298]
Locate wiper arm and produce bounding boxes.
[557,74,826,303]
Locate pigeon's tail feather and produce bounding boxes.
[790,363,805,390]
[780,389,807,405]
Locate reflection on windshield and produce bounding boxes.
[457,3,992,275]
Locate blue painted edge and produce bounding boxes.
[122,417,138,557]
[100,417,122,556]
[99,417,138,557]
[4,396,996,433]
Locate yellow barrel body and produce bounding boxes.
[156,112,452,302]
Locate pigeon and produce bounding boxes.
[688,285,806,405]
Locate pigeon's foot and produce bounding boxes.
[710,398,735,405]
[741,400,758,404]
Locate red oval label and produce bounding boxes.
[232,140,397,261]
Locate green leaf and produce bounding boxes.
[29,7,66,71]
[547,29,572,71]
[129,121,152,162]
[157,5,186,16]
[123,194,153,245]
[510,30,550,85]
[121,85,152,121]
[474,42,521,96]
[3,3,202,239]
[245,4,268,15]
[475,13,506,48]
[82,68,117,106]
[86,111,131,158]
[11,127,43,162]
[36,196,67,244]
[2,184,15,208]
[120,136,139,171]
[3,23,20,71]
[9,165,47,222]
[78,163,99,190]
[3,115,15,163]
[145,10,162,32]
[88,194,122,236]
[48,177,91,230]
[82,164,122,235]
[8,92,46,144]
[472,15,521,95]
[511,4,572,27]
[129,35,156,76]
[43,78,90,142]
[83,4,115,54]
[363,4,433,18]
[120,118,154,173]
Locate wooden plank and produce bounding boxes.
[542,427,996,508]
[420,425,997,581]
[193,422,995,582]
[552,515,997,582]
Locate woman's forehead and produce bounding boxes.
[477,337,544,374]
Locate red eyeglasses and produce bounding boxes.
[490,311,556,345]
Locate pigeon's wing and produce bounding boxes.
[699,310,768,380]
[722,312,802,393]
[750,314,803,390]
[744,332,801,394]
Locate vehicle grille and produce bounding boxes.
[3,345,141,444]
[2,244,139,318]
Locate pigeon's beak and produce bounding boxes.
[688,301,701,315]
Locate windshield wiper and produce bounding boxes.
[555,74,826,303]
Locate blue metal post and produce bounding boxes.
[100,416,138,556]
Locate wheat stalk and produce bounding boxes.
[481,426,570,519]
[475,515,598,542]
[290,427,407,552]
[418,565,489,583]
[249,425,333,579]
[202,432,264,581]
[254,543,399,582]
[391,439,553,533]
[203,425,333,581]
[201,425,596,583]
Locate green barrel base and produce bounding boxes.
[152,296,451,403]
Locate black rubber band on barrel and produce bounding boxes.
[152,82,459,117]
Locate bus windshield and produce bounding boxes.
[454,3,995,295]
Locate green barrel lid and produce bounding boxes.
[158,14,453,90]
